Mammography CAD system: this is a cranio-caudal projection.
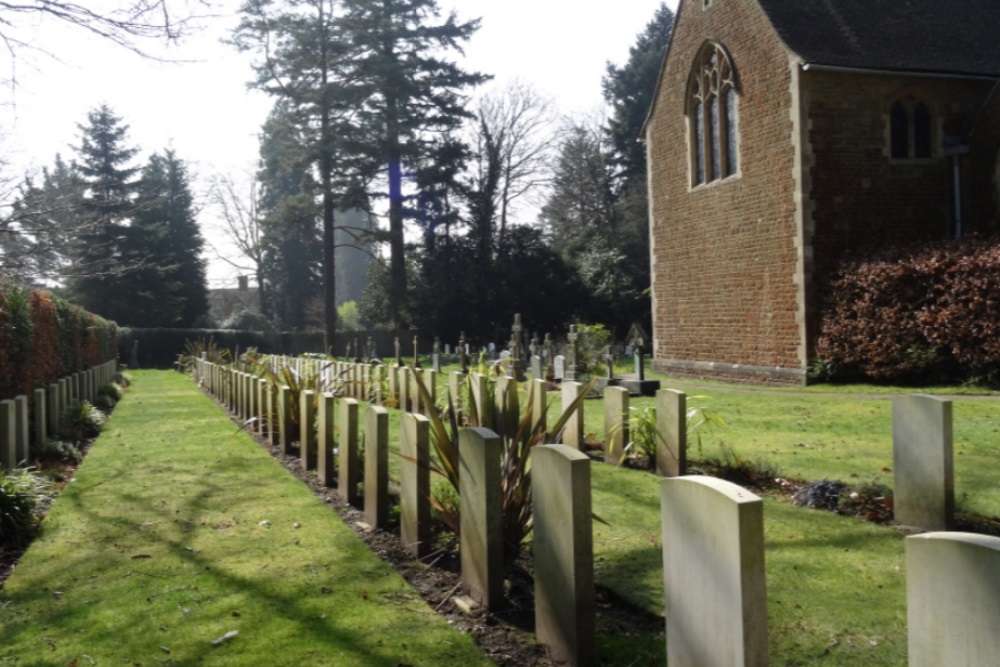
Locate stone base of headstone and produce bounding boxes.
[594,377,622,391]
[622,379,661,397]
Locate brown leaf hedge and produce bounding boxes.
[0,282,117,400]
[816,236,1000,385]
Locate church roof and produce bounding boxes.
[757,0,1000,77]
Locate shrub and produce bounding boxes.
[37,438,84,464]
[816,236,1000,384]
[575,323,611,375]
[0,467,50,546]
[58,400,105,443]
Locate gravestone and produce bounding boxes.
[561,381,584,450]
[300,390,317,470]
[470,373,493,430]
[554,355,566,381]
[398,366,410,413]
[656,389,687,477]
[893,395,954,530]
[459,331,469,373]
[444,343,451,355]
[412,369,423,415]
[533,445,595,667]
[364,406,390,528]
[499,350,512,377]
[623,322,660,396]
[14,396,28,464]
[424,369,437,416]
[530,355,543,382]
[339,398,361,505]
[33,388,46,452]
[460,427,504,609]
[256,379,267,436]
[603,386,628,465]
[509,313,527,381]
[449,371,465,414]
[47,383,59,434]
[494,375,518,440]
[0,400,14,470]
[544,334,555,380]
[400,413,431,556]
[387,364,398,406]
[279,386,293,455]
[661,476,768,667]
[265,384,277,445]
[907,532,1000,667]
[531,379,547,433]
[394,337,402,366]
[413,335,421,369]
[565,325,583,381]
[317,392,336,487]
[432,337,442,373]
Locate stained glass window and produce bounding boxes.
[688,42,738,185]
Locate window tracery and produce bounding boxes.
[688,42,738,186]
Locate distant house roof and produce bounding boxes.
[208,285,259,325]
[758,0,1000,77]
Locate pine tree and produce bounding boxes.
[338,0,488,327]
[66,105,140,321]
[132,150,209,326]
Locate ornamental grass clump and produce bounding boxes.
[0,467,50,546]
[411,369,591,565]
[58,400,105,444]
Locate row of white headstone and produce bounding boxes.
[193,358,996,667]
[0,360,118,471]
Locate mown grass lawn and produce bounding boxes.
[0,370,491,667]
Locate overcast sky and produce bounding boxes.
[0,0,677,286]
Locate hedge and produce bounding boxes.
[0,283,118,400]
[118,328,423,369]
[815,236,1000,385]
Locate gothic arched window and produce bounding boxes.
[890,94,935,160]
[688,42,739,186]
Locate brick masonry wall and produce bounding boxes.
[647,0,802,382]
[803,72,996,345]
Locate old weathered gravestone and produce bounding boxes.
[533,445,595,667]
[565,325,583,381]
[907,532,1000,667]
[364,406,390,528]
[400,413,431,557]
[554,355,566,381]
[339,398,361,505]
[561,381,584,450]
[300,390,317,470]
[603,386,628,466]
[530,355,543,382]
[893,395,954,531]
[656,389,687,477]
[317,392,336,487]
[661,476,768,667]
[460,427,504,609]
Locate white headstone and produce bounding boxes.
[554,355,566,381]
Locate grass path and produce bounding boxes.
[0,371,491,667]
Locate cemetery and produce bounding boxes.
[5,309,1000,666]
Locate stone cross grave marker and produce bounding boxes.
[566,324,582,381]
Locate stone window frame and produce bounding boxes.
[686,41,740,188]
[887,90,938,162]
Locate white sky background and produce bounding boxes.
[0,0,678,288]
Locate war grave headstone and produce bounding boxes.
[656,389,687,477]
[400,413,431,556]
[318,392,336,487]
[533,445,595,666]
[893,394,954,531]
[561,381,584,450]
[364,406,390,528]
[339,398,361,505]
[661,476,768,667]
[460,427,504,609]
[554,355,566,381]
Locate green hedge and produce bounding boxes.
[0,283,118,400]
[815,236,1000,385]
[119,328,426,369]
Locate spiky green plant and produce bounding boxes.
[0,467,51,546]
[58,401,105,443]
[176,337,232,374]
[410,369,593,565]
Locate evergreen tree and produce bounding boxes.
[132,150,209,326]
[3,154,84,285]
[331,0,487,327]
[66,104,141,321]
[255,103,323,331]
